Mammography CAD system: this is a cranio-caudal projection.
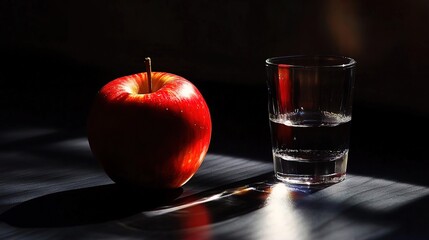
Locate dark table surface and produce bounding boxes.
[1,108,429,240]
[1,82,429,240]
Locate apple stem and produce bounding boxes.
[145,57,152,93]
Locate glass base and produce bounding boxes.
[275,172,346,186]
[273,154,348,186]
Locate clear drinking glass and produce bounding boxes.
[265,55,356,185]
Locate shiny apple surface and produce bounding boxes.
[87,72,212,189]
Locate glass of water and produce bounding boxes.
[265,55,356,185]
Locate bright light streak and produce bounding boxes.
[142,186,255,217]
[257,183,309,240]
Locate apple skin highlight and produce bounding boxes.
[87,72,212,189]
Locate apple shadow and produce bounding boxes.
[0,184,183,228]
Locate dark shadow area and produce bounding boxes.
[197,82,273,161]
[0,48,110,130]
[348,104,429,186]
[0,127,84,151]
[354,194,429,238]
[296,186,429,239]
[0,126,100,174]
[0,184,183,228]
[378,194,429,239]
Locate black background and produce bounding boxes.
[1,1,429,183]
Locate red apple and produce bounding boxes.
[87,70,212,189]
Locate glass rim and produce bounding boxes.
[265,55,356,69]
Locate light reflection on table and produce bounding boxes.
[122,173,429,240]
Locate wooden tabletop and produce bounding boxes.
[1,126,429,240]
